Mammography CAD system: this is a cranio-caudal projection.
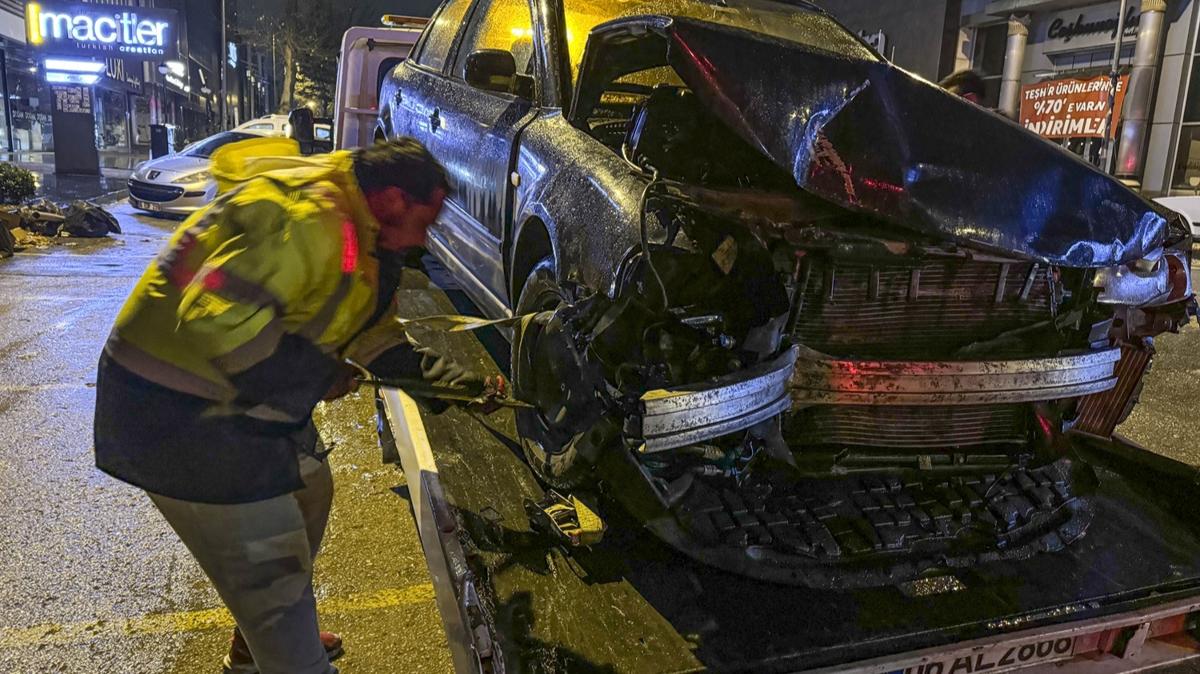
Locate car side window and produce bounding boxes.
[413,0,473,73]
[453,0,535,81]
[245,123,273,131]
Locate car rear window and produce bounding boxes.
[562,0,876,77]
[414,0,473,73]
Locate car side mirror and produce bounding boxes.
[465,49,518,94]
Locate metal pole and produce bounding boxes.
[1104,0,1130,173]
[271,32,276,115]
[998,15,1029,120]
[220,0,228,130]
[1115,0,1167,181]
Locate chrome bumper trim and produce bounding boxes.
[639,346,798,452]
[790,347,1122,406]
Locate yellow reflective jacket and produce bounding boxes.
[105,141,382,409]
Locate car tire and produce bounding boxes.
[512,259,596,490]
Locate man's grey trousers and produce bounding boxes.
[149,454,336,674]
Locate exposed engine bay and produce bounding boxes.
[506,18,1197,587]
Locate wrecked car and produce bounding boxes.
[378,0,1196,587]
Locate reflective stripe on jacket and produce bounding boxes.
[105,142,381,406]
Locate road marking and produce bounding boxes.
[0,383,95,393]
[0,584,435,649]
[0,294,126,301]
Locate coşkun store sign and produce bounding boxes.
[1019,74,1128,139]
[25,2,179,60]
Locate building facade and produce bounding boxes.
[0,0,249,155]
[958,0,1200,195]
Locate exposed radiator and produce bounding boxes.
[791,258,1053,359]
[791,404,1028,449]
[1073,343,1153,437]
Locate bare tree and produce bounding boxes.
[240,0,380,115]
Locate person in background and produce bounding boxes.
[939,69,987,106]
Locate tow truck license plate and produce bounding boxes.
[887,634,1075,674]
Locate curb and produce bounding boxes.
[92,189,129,204]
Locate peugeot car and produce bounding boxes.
[128,130,266,216]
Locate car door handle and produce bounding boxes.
[429,108,441,132]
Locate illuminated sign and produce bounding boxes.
[25,2,178,60]
[162,59,188,91]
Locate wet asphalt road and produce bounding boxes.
[2,201,1200,673]
[0,203,452,673]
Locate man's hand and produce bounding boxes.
[468,375,511,415]
[323,363,361,401]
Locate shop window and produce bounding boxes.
[1171,125,1200,190]
[95,89,129,150]
[972,24,1007,110]
[1184,55,1200,123]
[7,60,53,152]
[974,24,1008,77]
[132,95,151,146]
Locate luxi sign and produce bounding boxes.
[25,2,179,60]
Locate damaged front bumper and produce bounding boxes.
[636,346,798,452]
[631,345,1123,454]
[790,348,1121,406]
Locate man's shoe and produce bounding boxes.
[222,628,344,674]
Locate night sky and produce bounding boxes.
[235,0,444,27]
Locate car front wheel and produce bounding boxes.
[511,259,600,490]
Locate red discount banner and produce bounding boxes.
[1020,74,1128,139]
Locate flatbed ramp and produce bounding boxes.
[379,269,1200,673]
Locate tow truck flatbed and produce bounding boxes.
[377,267,1200,673]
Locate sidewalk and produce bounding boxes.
[0,150,143,203]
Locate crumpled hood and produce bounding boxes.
[663,19,1170,267]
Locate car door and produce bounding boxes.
[385,0,473,144]
[423,0,540,316]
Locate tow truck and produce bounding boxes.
[332,15,1200,674]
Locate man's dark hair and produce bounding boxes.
[353,137,449,204]
[938,69,986,99]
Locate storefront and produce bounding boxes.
[961,0,1200,195]
[2,42,53,152]
[6,0,180,164]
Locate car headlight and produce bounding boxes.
[173,170,211,184]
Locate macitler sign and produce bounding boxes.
[25,1,179,60]
[1019,74,1128,140]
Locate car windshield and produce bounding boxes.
[561,0,875,78]
[181,131,258,158]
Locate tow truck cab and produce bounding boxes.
[331,15,427,151]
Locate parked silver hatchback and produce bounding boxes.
[128,130,265,216]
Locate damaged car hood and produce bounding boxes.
[607,17,1172,267]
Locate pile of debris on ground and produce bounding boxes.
[0,198,120,258]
